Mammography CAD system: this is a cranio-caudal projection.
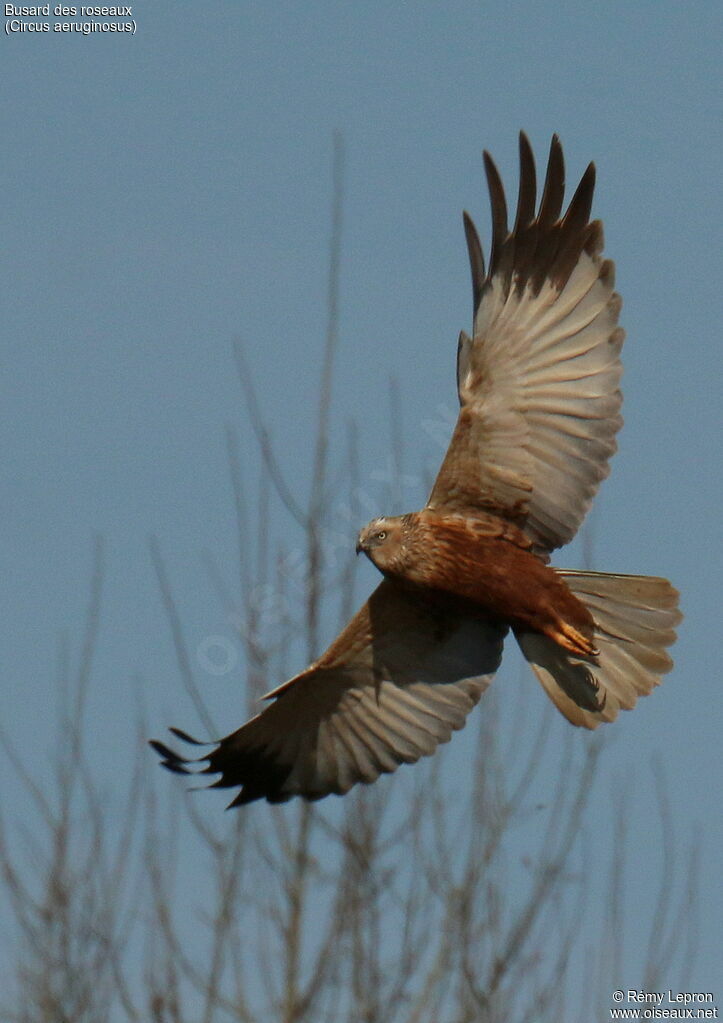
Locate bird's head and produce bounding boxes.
[356,515,409,574]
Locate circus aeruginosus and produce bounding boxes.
[151,134,681,806]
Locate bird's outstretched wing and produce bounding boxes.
[151,580,505,805]
[427,133,624,554]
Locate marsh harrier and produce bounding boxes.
[152,134,681,805]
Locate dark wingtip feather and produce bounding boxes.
[226,789,258,809]
[563,161,596,231]
[149,738,192,775]
[509,131,539,289]
[225,782,294,808]
[462,210,485,315]
[150,726,214,776]
[483,150,509,279]
[149,738,185,761]
[538,134,565,229]
[514,132,537,233]
[549,160,597,289]
[169,726,207,746]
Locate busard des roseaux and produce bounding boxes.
[151,134,681,807]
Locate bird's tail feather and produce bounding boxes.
[516,570,681,729]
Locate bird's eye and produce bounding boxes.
[377,531,387,541]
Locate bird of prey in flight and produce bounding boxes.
[151,134,681,806]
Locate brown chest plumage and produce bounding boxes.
[395,512,597,657]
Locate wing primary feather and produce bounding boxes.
[530,135,566,293]
[169,726,207,745]
[463,210,485,316]
[149,737,194,775]
[551,162,597,289]
[538,134,565,229]
[514,131,537,233]
[483,150,509,281]
[512,131,539,289]
[564,162,596,230]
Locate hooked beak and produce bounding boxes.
[355,539,364,555]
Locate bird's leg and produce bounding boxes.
[547,618,599,658]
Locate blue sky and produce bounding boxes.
[2,0,721,1004]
